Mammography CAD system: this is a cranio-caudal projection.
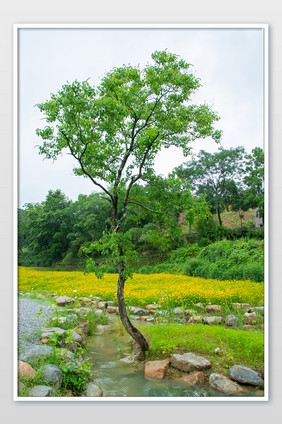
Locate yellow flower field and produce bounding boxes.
[18,267,264,307]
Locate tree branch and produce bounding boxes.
[59,129,114,202]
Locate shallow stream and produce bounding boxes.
[86,317,263,398]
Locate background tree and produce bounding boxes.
[242,147,264,224]
[175,147,246,225]
[20,190,74,267]
[35,50,221,358]
[63,193,112,265]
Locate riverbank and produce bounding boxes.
[17,292,264,398]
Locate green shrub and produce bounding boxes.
[169,245,200,263]
[184,238,264,282]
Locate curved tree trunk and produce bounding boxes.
[117,261,149,360]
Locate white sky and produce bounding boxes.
[18,26,265,207]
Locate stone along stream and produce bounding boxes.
[85,317,262,398]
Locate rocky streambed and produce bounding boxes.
[17,293,265,398]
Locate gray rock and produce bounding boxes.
[94,309,103,318]
[98,302,108,309]
[62,340,78,354]
[66,314,79,324]
[79,297,91,303]
[93,296,102,301]
[156,310,170,317]
[27,385,56,397]
[173,318,184,323]
[132,307,148,316]
[18,381,25,394]
[107,301,115,307]
[56,348,75,360]
[173,307,183,315]
[71,331,83,344]
[249,306,264,316]
[131,315,141,321]
[203,316,223,325]
[79,322,89,334]
[229,365,264,386]
[243,312,258,324]
[170,352,212,372]
[55,296,74,306]
[20,345,54,363]
[209,373,243,394]
[232,303,251,311]
[76,307,92,314]
[146,316,155,323]
[85,382,103,397]
[205,304,221,313]
[40,364,63,388]
[40,327,67,339]
[225,314,240,327]
[184,310,192,319]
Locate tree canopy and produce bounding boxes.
[175,147,246,225]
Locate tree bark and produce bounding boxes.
[117,260,149,360]
[217,207,222,226]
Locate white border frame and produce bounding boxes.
[13,23,269,402]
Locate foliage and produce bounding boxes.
[18,191,112,268]
[135,245,200,274]
[142,323,264,373]
[18,349,92,397]
[175,147,246,225]
[18,190,73,267]
[18,267,264,308]
[60,360,92,395]
[184,238,264,282]
[242,147,264,222]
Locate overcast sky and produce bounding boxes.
[18,26,265,207]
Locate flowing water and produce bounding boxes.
[86,317,263,398]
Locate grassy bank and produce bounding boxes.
[142,323,264,374]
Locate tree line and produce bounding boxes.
[18,146,264,268]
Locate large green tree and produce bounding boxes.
[175,147,246,225]
[36,50,221,358]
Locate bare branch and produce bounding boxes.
[59,129,114,202]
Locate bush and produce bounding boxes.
[184,238,264,282]
[169,245,200,263]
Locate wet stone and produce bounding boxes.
[209,373,243,394]
[229,365,264,386]
[170,352,212,373]
[27,385,56,397]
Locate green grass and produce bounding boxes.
[142,323,264,375]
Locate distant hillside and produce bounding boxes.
[221,210,255,229]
